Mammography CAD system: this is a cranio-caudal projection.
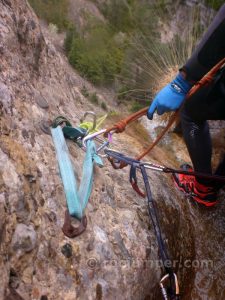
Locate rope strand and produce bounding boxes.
[105,57,225,169]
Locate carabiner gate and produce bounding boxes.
[82,129,114,157]
[82,129,107,149]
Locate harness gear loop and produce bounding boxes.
[104,57,225,169]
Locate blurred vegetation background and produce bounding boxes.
[28,0,221,110]
[28,0,69,31]
[205,0,224,10]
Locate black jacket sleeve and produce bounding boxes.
[183,4,225,82]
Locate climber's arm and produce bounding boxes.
[183,4,225,81]
[147,4,225,119]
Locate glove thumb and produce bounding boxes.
[147,100,157,120]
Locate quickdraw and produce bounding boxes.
[104,149,180,300]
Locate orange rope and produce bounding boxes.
[104,107,148,136]
[106,58,225,169]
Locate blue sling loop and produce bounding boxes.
[51,126,103,220]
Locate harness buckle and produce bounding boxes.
[62,210,87,238]
[160,273,179,300]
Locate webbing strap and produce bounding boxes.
[62,126,86,140]
[51,126,103,219]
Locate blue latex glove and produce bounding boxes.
[147,73,193,120]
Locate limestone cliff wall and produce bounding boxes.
[0,1,224,300]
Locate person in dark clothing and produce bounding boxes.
[147,4,225,206]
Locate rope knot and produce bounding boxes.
[115,120,127,133]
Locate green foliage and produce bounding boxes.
[64,26,77,53]
[65,20,125,85]
[100,0,136,32]
[28,0,69,31]
[64,1,160,87]
[96,0,159,36]
[205,0,224,10]
[88,92,99,104]
[108,110,118,117]
[101,102,108,111]
[81,87,105,109]
[86,1,160,98]
[130,101,146,112]
[81,85,89,98]
[117,85,130,100]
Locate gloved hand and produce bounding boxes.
[147,73,193,120]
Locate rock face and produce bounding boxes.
[0,1,224,300]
